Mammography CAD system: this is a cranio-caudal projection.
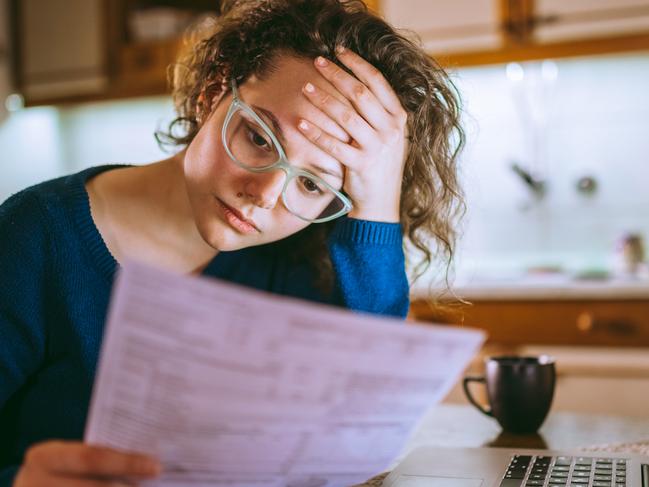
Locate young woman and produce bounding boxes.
[0,0,463,485]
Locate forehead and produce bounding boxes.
[242,54,344,107]
[235,55,347,175]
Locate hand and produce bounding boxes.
[298,47,408,223]
[14,440,161,487]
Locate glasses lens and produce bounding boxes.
[224,108,280,169]
[284,174,347,221]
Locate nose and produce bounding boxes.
[243,169,286,210]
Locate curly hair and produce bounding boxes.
[159,0,465,295]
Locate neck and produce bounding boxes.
[146,151,220,271]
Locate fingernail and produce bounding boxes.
[315,56,329,67]
[335,45,346,54]
[298,120,310,131]
[304,82,316,94]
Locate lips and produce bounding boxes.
[215,198,260,234]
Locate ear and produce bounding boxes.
[212,80,229,110]
[196,82,229,123]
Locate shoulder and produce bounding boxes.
[0,185,50,239]
[1,165,123,227]
[0,166,114,258]
[0,184,61,277]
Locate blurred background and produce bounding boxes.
[2,0,649,416]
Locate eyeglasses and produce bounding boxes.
[221,80,353,223]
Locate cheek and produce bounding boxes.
[185,128,244,190]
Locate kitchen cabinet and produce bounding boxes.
[12,0,108,103]
[12,0,649,105]
[10,0,381,106]
[380,0,504,55]
[105,0,219,99]
[11,0,218,105]
[379,0,649,67]
[533,0,649,43]
[409,298,649,347]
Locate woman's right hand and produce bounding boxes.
[14,440,161,487]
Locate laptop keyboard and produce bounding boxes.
[499,454,627,487]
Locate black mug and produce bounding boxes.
[463,355,556,434]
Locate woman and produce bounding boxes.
[0,0,463,485]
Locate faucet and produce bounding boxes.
[511,162,546,199]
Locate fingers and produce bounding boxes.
[297,119,361,171]
[304,99,353,144]
[18,468,135,487]
[335,48,407,119]
[313,55,392,132]
[302,80,374,147]
[24,441,161,479]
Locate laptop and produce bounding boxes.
[382,446,648,487]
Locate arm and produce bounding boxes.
[0,192,163,487]
[327,217,409,318]
[0,191,49,486]
[294,49,411,318]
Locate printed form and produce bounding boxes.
[85,260,484,487]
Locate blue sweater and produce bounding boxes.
[0,165,409,485]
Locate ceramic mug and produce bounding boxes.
[463,355,556,434]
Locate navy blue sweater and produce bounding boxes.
[0,165,409,485]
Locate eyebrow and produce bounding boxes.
[252,104,344,181]
[253,105,287,145]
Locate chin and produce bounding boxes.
[200,219,261,251]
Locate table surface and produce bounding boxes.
[403,403,649,454]
[355,404,649,486]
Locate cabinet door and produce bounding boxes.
[409,299,649,347]
[534,0,649,42]
[380,0,504,54]
[17,0,108,102]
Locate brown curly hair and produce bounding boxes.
[158,0,465,294]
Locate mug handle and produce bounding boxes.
[462,376,493,417]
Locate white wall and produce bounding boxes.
[447,53,649,280]
[0,96,175,200]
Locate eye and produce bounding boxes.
[299,176,324,195]
[245,124,272,151]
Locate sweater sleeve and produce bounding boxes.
[326,217,409,318]
[0,191,49,485]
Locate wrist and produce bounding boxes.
[347,206,400,223]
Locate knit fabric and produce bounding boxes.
[0,165,409,484]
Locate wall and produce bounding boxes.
[1,52,648,281]
[447,53,649,282]
[0,96,174,200]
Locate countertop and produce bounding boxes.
[411,273,649,301]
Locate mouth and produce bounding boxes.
[215,197,260,234]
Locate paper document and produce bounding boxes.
[85,260,484,487]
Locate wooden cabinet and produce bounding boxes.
[11,0,218,105]
[380,0,504,54]
[11,0,649,105]
[380,0,649,67]
[410,298,649,347]
[533,0,649,43]
[13,0,108,103]
[109,38,180,98]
